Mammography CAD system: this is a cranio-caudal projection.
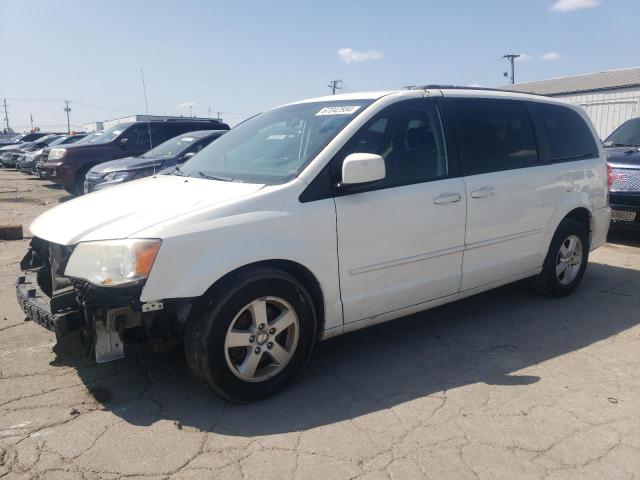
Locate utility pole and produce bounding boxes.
[328,79,342,95]
[3,98,9,133]
[502,54,520,84]
[64,100,72,134]
[30,113,33,132]
[189,105,193,117]
[208,107,211,119]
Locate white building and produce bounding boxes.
[503,67,640,139]
[83,115,224,133]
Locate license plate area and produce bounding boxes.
[612,210,637,222]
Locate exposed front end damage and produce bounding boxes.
[16,237,192,363]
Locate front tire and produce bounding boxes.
[533,218,589,297]
[184,267,317,402]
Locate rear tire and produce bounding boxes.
[184,267,317,402]
[533,218,589,298]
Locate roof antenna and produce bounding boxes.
[140,68,155,175]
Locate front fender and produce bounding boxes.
[140,201,343,331]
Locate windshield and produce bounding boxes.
[84,125,125,144]
[48,136,71,147]
[604,118,640,147]
[180,100,373,184]
[74,131,102,144]
[142,134,201,159]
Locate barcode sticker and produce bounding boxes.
[316,106,361,116]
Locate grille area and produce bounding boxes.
[610,167,640,192]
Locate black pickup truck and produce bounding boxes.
[605,117,640,229]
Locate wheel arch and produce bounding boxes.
[200,259,326,336]
[543,197,593,264]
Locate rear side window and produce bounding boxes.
[454,99,539,176]
[531,103,599,162]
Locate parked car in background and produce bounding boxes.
[17,133,87,173]
[604,117,640,229]
[84,130,226,192]
[0,132,51,148]
[17,88,610,401]
[37,132,101,177]
[1,134,64,167]
[39,119,230,194]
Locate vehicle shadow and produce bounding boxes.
[51,260,640,436]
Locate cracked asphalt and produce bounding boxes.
[1,169,639,479]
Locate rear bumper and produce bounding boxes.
[16,270,80,335]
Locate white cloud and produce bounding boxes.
[550,0,599,12]
[337,48,383,64]
[178,101,196,108]
[515,54,534,62]
[539,51,561,61]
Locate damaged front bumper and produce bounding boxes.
[15,238,190,363]
[16,270,80,335]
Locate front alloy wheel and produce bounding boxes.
[224,297,299,382]
[184,267,317,402]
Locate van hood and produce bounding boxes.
[30,175,264,245]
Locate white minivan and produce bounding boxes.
[17,87,610,401]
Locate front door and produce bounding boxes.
[334,98,466,324]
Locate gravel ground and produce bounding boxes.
[1,169,639,480]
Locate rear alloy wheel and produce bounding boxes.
[184,267,317,402]
[555,235,583,286]
[533,218,589,297]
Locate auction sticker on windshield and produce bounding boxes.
[316,106,361,116]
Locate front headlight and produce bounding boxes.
[64,239,161,287]
[48,148,67,160]
[104,171,133,182]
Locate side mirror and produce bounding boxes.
[179,151,196,163]
[119,138,128,148]
[340,153,385,186]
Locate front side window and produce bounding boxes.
[334,99,449,189]
[454,99,538,176]
[180,99,373,184]
[533,103,599,161]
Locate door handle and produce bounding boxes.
[434,193,462,204]
[470,186,495,198]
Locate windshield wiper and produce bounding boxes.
[170,165,186,176]
[198,171,234,182]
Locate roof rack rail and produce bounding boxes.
[417,84,547,96]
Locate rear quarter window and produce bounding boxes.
[530,102,599,162]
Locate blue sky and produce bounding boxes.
[1,0,638,131]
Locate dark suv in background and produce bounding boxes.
[84,129,226,192]
[40,119,230,194]
[605,117,640,229]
